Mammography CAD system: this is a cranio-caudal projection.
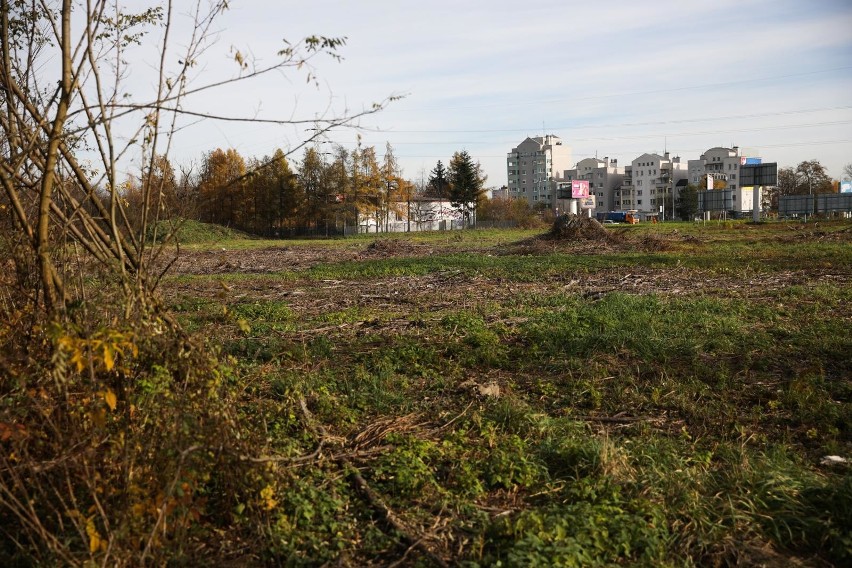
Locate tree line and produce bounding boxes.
[122,145,490,236]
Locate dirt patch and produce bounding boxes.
[361,238,435,258]
[156,245,362,275]
[548,215,611,242]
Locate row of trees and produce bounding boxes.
[123,145,493,236]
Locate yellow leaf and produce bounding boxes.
[103,344,115,371]
[71,351,86,373]
[89,533,101,553]
[85,515,106,553]
[104,389,117,411]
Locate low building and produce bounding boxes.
[353,197,469,233]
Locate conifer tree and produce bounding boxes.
[448,151,486,227]
[428,160,449,199]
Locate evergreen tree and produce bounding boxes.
[448,151,486,227]
[428,160,449,199]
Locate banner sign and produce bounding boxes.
[740,157,762,166]
[580,195,596,209]
[841,180,852,194]
[571,179,590,198]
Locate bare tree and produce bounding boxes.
[0,0,393,318]
[0,3,395,564]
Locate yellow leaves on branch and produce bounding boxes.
[66,510,109,555]
[57,329,138,375]
[86,514,108,553]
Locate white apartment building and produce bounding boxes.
[615,152,687,219]
[687,147,761,214]
[507,135,572,208]
[555,157,623,215]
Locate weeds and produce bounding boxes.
[4,222,851,565]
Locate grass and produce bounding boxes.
[160,220,851,565]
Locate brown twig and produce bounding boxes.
[297,397,448,567]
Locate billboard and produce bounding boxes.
[841,180,852,194]
[699,189,732,212]
[740,162,777,186]
[740,157,762,166]
[571,179,590,198]
[579,195,596,209]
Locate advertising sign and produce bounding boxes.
[580,195,596,209]
[571,179,590,198]
[740,157,762,166]
[841,180,852,194]
[740,162,777,187]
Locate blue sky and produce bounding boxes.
[161,0,852,184]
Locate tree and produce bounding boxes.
[196,148,247,228]
[0,3,394,564]
[478,196,543,228]
[0,1,392,314]
[381,142,409,231]
[795,160,833,195]
[844,163,852,180]
[361,146,384,231]
[772,161,833,214]
[428,160,450,199]
[299,146,329,229]
[447,151,486,227]
[245,149,300,236]
[772,167,798,211]
[325,145,352,231]
[676,184,699,221]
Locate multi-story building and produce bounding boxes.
[555,157,623,215]
[687,146,761,214]
[506,135,572,208]
[616,152,687,219]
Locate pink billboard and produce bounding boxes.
[571,180,590,198]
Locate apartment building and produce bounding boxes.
[687,147,761,213]
[615,152,687,219]
[506,135,572,207]
[555,157,623,215]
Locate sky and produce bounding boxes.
[155,0,852,185]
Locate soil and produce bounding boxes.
[157,228,852,323]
